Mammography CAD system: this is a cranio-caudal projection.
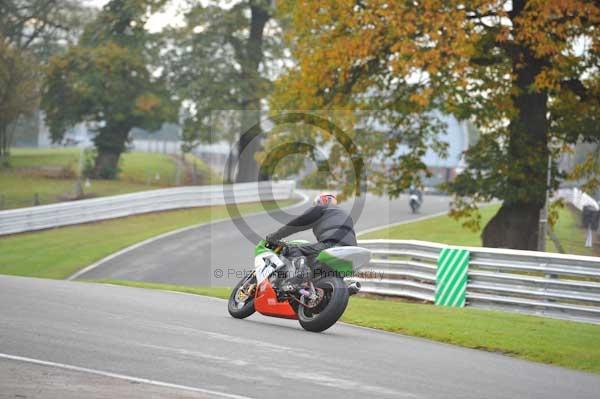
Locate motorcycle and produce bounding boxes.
[228,239,371,332]
[409,193,422,213]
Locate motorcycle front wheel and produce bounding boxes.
[298,276,349,332]
[228,274,256,319]
[410,200,419,213]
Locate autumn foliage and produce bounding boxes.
[272,0,600,249]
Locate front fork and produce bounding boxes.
[237,273,257,302]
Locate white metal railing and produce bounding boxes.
[0,181,295,236]
[356,239,600,324]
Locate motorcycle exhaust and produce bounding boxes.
[348,281,361,296]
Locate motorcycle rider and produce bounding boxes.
[408,184,423,203]
[266,192,356,280]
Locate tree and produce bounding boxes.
[0,1,93,161]
[42,0,177,178]
[0,39,38,161]
[164,0,283,182]
[273,0,600,250]
[0,0,91,56]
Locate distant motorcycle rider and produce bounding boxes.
[266,192,356,273]
[409,184,423,202]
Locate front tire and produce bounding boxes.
[410,200,419,213]
[298,276,349,332]
[228,275,256,319]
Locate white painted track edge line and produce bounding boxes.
[0,352,254,399]
[67,191,310,281]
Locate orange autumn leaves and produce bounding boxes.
[274,0,599,114]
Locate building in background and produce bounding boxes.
[370,113,474,187]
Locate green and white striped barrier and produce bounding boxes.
[435,247,470,307]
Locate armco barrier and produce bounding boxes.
[356,239,600,324]
[0,181,295,236]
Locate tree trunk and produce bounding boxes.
[0,122,10,164]
[236,109,263,182]
[93,150,122,179]
[482,0,549,250]
[0,123,6,160]
[91,125,129,179]
[482,203,542,250]
[235,4,270,183]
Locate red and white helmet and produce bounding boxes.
[313,192,337,206]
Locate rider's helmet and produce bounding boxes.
[313,192,337,206]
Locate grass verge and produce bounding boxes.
[0,148,215,209]
[88,279,600,374]
[359,204,500,245]
[0,200,295,279]
[546,205,596,256]
[360,203,596,256]
[342,296,600,374]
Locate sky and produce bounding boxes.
[85,0,186,32]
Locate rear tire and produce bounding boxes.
[228,275,256,319]
[298,276,349,332]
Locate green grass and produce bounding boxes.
[184,153,222,185]
[0,200,295,279]
[116,151,178,185]
[0,148,215,209]
[0,173,152,209]
[87,280,600,374]
[360,204,501,245]
[546,205,596,256]
[361,203,596,256]
[342,296,600,373]
[7,147,80,169]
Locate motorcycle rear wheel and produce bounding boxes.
[228,275,256,319]
[298,276,349,332]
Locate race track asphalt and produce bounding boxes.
[1,276,599,399]
[76,191,451,286]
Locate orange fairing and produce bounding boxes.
[254,280,298,319]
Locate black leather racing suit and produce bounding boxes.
[267,204,357,270]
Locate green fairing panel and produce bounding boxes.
[316,246,371,275]
[316,251,353,274]
[255,240,273,256]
